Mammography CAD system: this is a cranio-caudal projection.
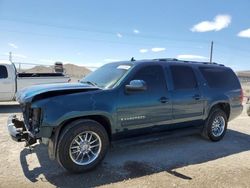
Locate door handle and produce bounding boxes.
[160,97,169,103]
[193,94,201,100]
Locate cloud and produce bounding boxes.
[139,49,148,53]
[177,54,208,60]
[8,43,18,49]
[151,47,166,52]
[116,33,123,38]
[133,29,140,34]
[191,14,231,32]
[237,28,250,38]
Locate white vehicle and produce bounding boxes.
[0,61,70,102]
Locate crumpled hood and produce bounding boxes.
[16,82,100,104]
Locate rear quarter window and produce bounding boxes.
[199,67,240,89]
[0,65,8,79]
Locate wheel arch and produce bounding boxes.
[207,102,230,120]
[48,114,113,160]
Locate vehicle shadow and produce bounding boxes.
[0,104,21,114]
[20,128,250,187]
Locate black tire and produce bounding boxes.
[202,108,228,142]
[57,119,109,173]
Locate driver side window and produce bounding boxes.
[131,65,166,93]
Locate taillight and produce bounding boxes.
[240,88,244,104]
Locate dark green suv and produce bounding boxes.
[7,58,243,172]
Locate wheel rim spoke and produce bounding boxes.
[88,134,93,142]
[71,146,79,149]
[75,152,81,161]
[85,133,88,141]
[75,140,81,145]
[86,153,91,161]
[78,135,84,142]
[71,150,79,154]
[90,144,99,149]
[90,139,97,144]
[89,149,95,156]
[80,153,86,162]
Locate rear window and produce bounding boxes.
[0,65,8,79]
[170,65,197,90]
[199,67,240,89]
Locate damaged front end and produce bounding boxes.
[7,82,100,148]
[7,105,42,147]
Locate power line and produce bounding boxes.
[2,17,249,53]
[2,28,210,50]
[0,18,210,44]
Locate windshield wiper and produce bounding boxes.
[81,81,98,87]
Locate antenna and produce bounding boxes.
[210,41,214,63]
[131,57,135,61]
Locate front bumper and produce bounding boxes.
[7,115,37,146]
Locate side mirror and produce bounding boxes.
[125,80,147,93]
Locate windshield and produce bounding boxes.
[81,63,133,88]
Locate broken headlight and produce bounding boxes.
[30,108,41,133]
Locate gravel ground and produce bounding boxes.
[0,102,250,188]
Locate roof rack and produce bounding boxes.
[152,58,225,66]
[153,58,178,61]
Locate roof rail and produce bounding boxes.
[153,58,178,61]
[140,58,225,66]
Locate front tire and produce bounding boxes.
[202,108,228,142]
[57,119,109,173]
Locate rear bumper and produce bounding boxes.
[7,115,37,146]
[229,105,244,121]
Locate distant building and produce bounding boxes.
[237,72,250,83]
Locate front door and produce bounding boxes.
[116,64,172,131]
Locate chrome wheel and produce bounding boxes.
[69,131,102,165]
[211,116,225,137]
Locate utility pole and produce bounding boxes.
[210,41,214,63]
[9,52,12,63]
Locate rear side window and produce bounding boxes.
[0,65,8,79]
[199,67,240,89]
[170,65,197,90]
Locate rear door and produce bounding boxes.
[116,64,172,131]
[169,65,204,122]
[0,65,15,101]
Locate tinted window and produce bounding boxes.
[170,65,197,90]
[199,67,240,89]
[0,66,8,79]
[131,65,166,92]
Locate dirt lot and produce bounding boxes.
[0,102,250,188]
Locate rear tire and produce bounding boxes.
[57,119,109,173]
[202,108,228,142]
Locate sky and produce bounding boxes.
[0,0,250,70]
